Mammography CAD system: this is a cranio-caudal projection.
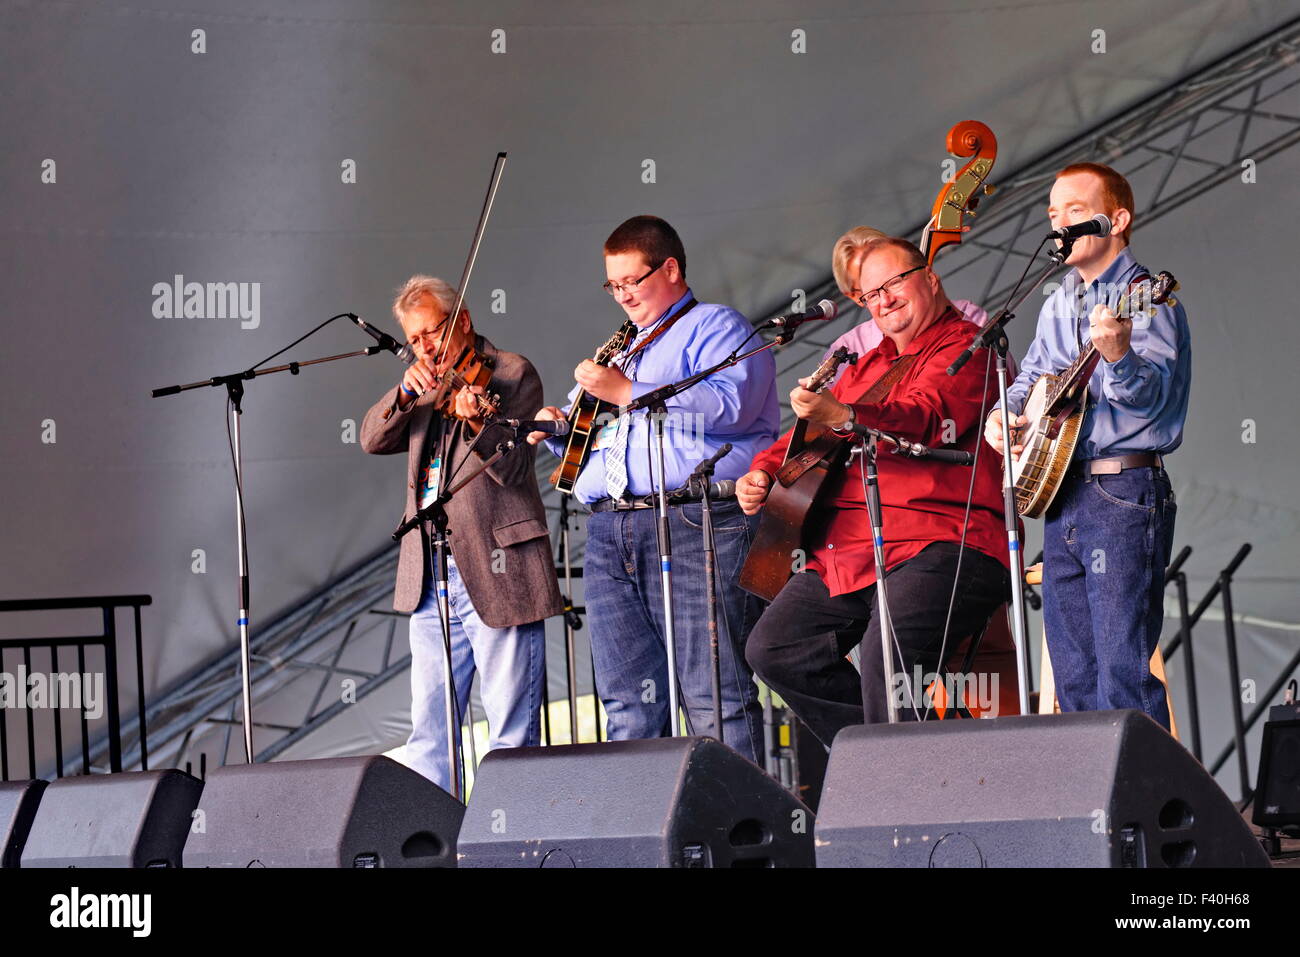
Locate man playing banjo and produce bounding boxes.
[985,163,1191,729]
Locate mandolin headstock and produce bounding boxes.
[597,319,637,363]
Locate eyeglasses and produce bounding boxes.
[602,260,663,296]
[851,265,926,308]
[407,315,453,347]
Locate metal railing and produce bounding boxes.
[0,595,149,780]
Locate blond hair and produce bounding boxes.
[831,226,887,295]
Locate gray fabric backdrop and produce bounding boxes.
[2,0,1296,797]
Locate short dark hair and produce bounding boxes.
[603,215,686,277]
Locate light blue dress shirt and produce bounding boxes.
[1003,248,1191,460]
[546,288,780,504]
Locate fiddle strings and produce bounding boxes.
[436,366,498,418]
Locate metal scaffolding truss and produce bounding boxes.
[539,13,1300,563]
[104,15,1300,773]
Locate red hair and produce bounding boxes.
[1056,163,1135,243]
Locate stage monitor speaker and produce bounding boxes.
[183,754,463,868]
[458,736,814,868]
[21,770,202,868]
[817,710,1269,868]
[1253,701,1300,829]
[1,779,48,868]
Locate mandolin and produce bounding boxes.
[1010,270,1179,517]
[738,120,998,601]
[551,319,637,494]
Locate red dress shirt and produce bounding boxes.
[750,307,1010,597]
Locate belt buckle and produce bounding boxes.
[1090,459,1123,475]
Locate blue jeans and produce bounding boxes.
[584,499,765,763]
[405,556,545,792]
[1042,465,1175,728]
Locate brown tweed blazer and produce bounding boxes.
[360,335,563,628]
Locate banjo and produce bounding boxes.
[1010,269,1179,517]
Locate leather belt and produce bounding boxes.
[588,488,739,513]
[588,495,658,513]
[1073,452,1163,476]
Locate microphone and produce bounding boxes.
[764,299,838,329]
[671,479,737,502]
[905,446,975,466]
[499,418,571,436]
[1047,214,1111,242]
[846,422,975,465]
[350,314,416,363]
[691,442,734,478]
[707,479,737,499]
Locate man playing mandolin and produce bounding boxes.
[985,163,1190,729]
[738,237,1011,743]
[361,275,562,791]
[528,215,779,762]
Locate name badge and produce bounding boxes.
[591,417,620,452]
[420,455,442,509]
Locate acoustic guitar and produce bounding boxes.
[738,120,999,601]
[1010,270,1179,517]
[738,346,858,600]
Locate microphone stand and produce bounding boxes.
[393,436,516,801]
[615,324,806,737]
[152,319,398,764]
[554,491,583,744]
[685,443,733,745]
[844,420,974,723]
[948,237,1067,717]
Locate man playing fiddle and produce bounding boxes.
[361,275,562,791]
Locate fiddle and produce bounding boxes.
[428,341,502,424]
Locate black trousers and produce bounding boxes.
[745,542,1011,748]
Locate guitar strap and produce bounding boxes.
[618,296,697,368]
[861,352,919,403]
[777,353,918,486]
[1072,272,1151,406]
[547,297,697,488]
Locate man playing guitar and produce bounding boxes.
[985,163,1191,729]
[738,237,1011,744]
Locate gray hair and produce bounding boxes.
[392,274,464,323]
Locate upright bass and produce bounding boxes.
[738,120,998,601]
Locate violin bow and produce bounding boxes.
[434,151,508,367]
